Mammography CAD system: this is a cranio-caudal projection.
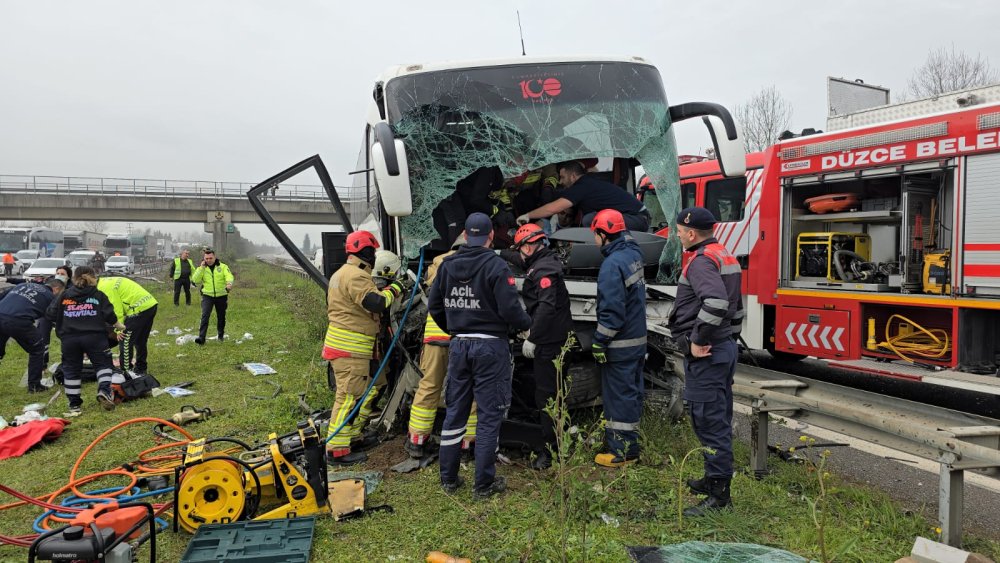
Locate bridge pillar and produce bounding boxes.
[212,222,228,254]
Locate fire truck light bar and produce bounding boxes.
[978,112,1000,130]
[780,122,948,160]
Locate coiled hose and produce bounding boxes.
[879,314,950,363]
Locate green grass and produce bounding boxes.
[0,260,997,562]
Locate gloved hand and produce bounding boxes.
[522,339,536,359]
[592,343,607,364]
[517,214,531,225]
[386,280,404,298]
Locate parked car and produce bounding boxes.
[104,255,135,275]
[23,258,66,281]
[15,250,39,273]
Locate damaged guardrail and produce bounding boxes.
[733,364,1000,548]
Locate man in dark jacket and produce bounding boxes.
[428,212,532,499]
[667,206,744,517]
[589,209,648,467]
[0,278,64,392]
[504,223,573,470]
[47,266,122,415]
[169,249,196,306]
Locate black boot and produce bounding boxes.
[683,477,732,517]
[686,475,710,495]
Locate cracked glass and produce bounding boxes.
[384,61,683,280]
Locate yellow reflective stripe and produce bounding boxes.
[408,405,437,433]
[465,414,478,438]
[327,327,376,343]
[327,393,356,447]
[381,289,394,308]
[423,315,449,340]
[324,325,376,354]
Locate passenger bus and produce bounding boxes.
[0,227,64,257]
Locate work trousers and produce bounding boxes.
[173,278,192,305]
[601,356,645,459]
[120,305,157,374]
[0,317,46,388]
[408,343,476,444]
[3,263,12,276]
[326,356,387,451]
[439,337,512,490]
[684,338,737,478]
[533,342,564,452]
[198,295,228,340]
[61,333,114,409]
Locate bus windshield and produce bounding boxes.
[384,60,681,257]
[0,230,28,253]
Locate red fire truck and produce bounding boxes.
[679,102,1000,383]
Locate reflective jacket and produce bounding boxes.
[507,247,573,345]
[422,251,454,344]
[667,238,744,347]
[428,245,531,338]
[324,255,396,359]
[97,277,157,321]
[170,257,195,280]
[192,262,233,297]
[593,236,647,361]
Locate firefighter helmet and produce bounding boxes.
[373,250,403,280]
[513,223,546,248]
[590,209,627,235]
[344,230,379,254]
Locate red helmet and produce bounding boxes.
[638,175,654,191]
[590,209,627,235]
[513,223,546,248]
[344,230,379,253]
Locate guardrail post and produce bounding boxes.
[750,398,770,478]
[938,452,964,548]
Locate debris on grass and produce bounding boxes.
[243,362,277,375]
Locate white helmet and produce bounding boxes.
[372,250,403,280]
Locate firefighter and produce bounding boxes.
[428,213,532,498]
[589,209,647,467]
[503,223,573,470]
[405,235,478,460]
[323,230,404,466]
[667,206,744,517]
[0,278,64,392]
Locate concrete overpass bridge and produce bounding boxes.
[0,174,355,225]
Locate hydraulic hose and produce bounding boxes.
[326,247,426,444]
[879,314,950,363]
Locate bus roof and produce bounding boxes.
[377,55,654,81]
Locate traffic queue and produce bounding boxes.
[321,199,745,515]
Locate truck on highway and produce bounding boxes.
[63,230,107,252]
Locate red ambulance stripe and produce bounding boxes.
[964,265,1000,277]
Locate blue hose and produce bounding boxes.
[33,486,174,533]
[325,247,426,445]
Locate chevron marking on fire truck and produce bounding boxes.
[785,322,845,352]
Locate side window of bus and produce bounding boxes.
[681,182,696,209]
[704,177,746,222]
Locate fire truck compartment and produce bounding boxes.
[774,306,850,359]
[782,167,954,295]
[860,303,953,366]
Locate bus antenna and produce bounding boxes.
[516,11,526,56]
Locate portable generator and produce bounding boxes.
[923,250,951,294]
[796,232,871,281]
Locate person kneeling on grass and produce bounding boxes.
[47,266,124,415]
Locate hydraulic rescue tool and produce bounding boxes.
[172,418,329,533]
[169,405,223,426]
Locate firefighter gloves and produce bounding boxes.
[591,343,607,364]
[522,339,536,359]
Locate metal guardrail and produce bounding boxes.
[0,174,367,204]
[256,255,310,280]
[734,364,1000,548]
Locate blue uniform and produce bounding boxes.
[668,237,744,478]
[593,236,647,459]
[0,282,57,389]
[428,245,532,491]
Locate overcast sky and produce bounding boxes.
[3,0,999,246]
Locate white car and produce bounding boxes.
[23,258,66,280]
[15,250,39,273]
[104,256,135,275]
[66,250,97,269]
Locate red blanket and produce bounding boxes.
[0,419,69,460]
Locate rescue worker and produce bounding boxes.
[2,252,14,277]
[170,249,196,306]
[428,213,532,498]
[0,277,64,392]
[323,230,404,466]
[192,249,234,344]
[517,160,651,232]
[405,235,478,460]
[589,209,647,467]
[502,223,573,469]
[97,276,158,376]
[666,206,744,517]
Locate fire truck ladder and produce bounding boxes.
[734,364,1000,548]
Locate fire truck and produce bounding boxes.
[680,98,1000,383]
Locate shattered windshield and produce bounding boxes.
[385,61,683,279]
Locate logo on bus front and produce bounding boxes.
[520,78,562,102]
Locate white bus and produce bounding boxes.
[0,227,64,257]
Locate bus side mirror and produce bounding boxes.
[703,115,746,178]
[371,122,413,217]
